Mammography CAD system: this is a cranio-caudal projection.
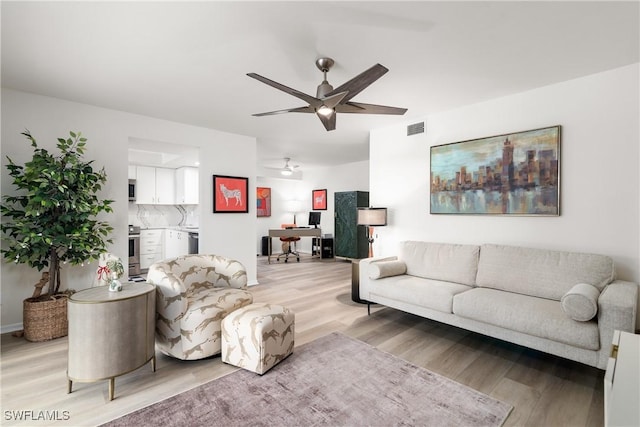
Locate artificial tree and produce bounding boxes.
[1,130,114,299]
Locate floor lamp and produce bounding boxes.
[357,207,387,257]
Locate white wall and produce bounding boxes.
[1,89,257,331]
[370,63,640,329]
[255,161,369,258]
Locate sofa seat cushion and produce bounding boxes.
[453,288,599,350]
[476,244,615,300]
[367,275,472,314]
[398,241,480,286]
[182,288,253,342]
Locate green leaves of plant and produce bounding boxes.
[1,130,115,295]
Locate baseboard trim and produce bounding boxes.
[1,323,23,335]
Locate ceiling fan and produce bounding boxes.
[264,158,300,176]
[247,58,407,131]
[280,158,299,176]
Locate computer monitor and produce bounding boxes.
[309,211,321,228]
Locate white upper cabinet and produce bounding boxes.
[135,166,155,204]
[155,168,176,204]
[128,165,137,180]
[175,167,199,205]
[135,166,176,205]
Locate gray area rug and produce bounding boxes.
[103,332,512,427]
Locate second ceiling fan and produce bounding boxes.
[247,58,407,131]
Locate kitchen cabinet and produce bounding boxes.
[164,229,189,259]
[175,167,199,204]
[128,165,137,180]
[140,229,164,270]
[136,166,175,205]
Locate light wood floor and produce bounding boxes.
[1,256,604,426]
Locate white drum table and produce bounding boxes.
[604,330,640,427]
[67,283,155,401]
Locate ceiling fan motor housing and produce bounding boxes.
[316,80,334,98]
[316,58,335,98]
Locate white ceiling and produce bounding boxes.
[2,1,638,172]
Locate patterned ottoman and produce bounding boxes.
[221,303,295,374]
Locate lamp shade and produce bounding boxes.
[357,207,387,226]
[286,200,303,213]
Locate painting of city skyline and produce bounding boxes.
[430,126,560,215]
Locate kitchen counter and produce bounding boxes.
[137,226,199,232]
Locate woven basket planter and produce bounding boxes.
[23,294,69,342]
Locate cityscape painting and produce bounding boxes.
[430,126,560,215]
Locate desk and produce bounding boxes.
[268,228,322,263]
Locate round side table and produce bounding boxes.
[67,283,155,401]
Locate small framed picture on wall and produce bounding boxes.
[213,175,249,213]
[257,187,271,217]
[312,189,327,210]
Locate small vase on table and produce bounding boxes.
[108,272,122,292]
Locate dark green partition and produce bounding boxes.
[334,191,369,259]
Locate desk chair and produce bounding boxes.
[276,223,300,263]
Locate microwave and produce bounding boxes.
[128,179,136,201]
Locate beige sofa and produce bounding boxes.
[359,241,638,369]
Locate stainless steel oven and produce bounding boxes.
[128,225,141,277]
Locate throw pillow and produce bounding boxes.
[561,283,600,321]
[369,260,407,280]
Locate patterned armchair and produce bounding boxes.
[147,254,253,360]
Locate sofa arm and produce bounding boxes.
[210,256,248,289]
[147,263,188,325]
[359,256,398,300]
[597,280,638,365]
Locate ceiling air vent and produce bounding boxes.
[407,121,425,136]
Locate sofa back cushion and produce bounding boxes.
[398,241,480,286]
[476,244,615,300]
[149,254,248,291]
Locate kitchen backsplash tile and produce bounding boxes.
[129,203,199,229]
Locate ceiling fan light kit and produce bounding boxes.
[279,157,298,176]
[316,105,334,117]
[248,57,407,131]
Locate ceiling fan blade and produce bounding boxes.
[324,64,389,103]
[321,91,348,109]
[316,111,337,131]
[247,73,321,107]
[252,106,315,116]
[336,101,407,115]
